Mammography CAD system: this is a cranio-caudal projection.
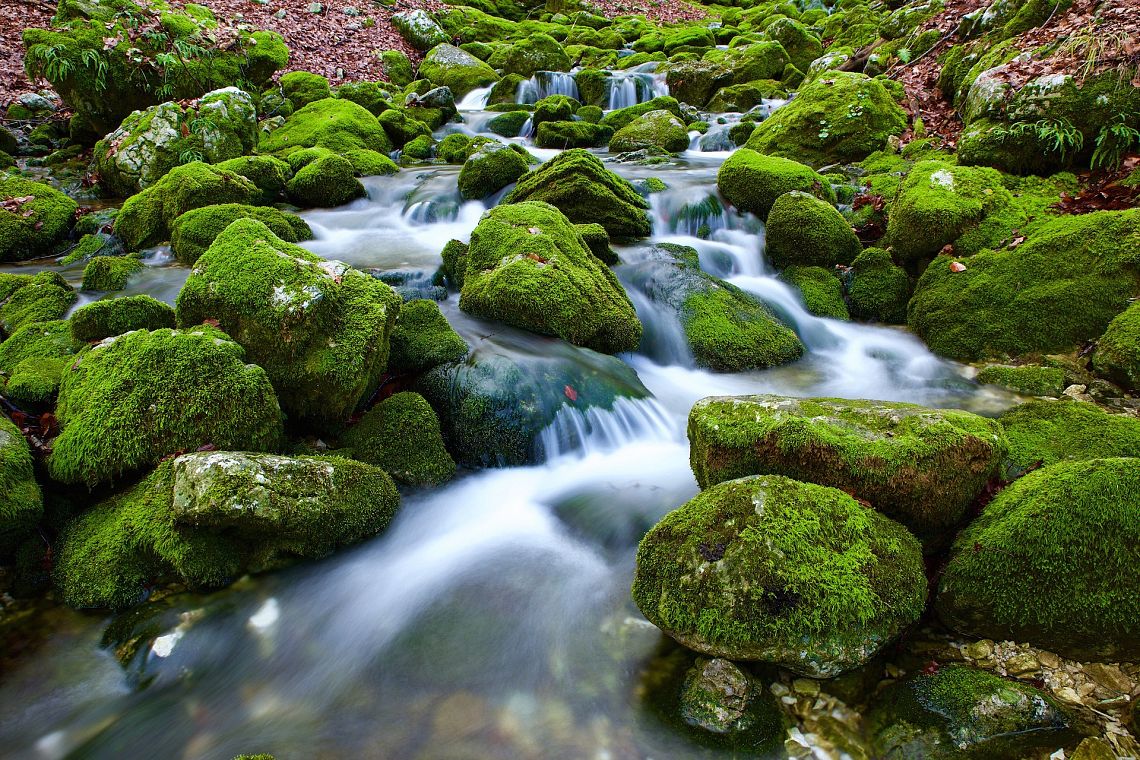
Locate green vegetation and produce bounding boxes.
[610,109,690,153]
[0,175,77,262]
[847,248,910,324]
[386,299,468,375]
[81,255,144,292]
[457,142,529,200]
[341,392,456,486]
[716,149,834,219]
[0,413,43,554]
[998,400,1140,474]
[780,266,849,319]
[766,191,861,269]
[1092,300,1140,391]
[259,98,393,156]
[976,364,1064,397]
[170,204,312,264]
[0,272,76,337]
[70,295,176,344]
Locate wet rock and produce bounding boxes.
[680,658,756,733]
[0,176,78,263]
[418,44,499,99]
[0,414,43,554]
[392,9,449,52]
[610,110,690,154]
[340,392,456,486]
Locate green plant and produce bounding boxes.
[995,117,1084,164]
[1091,116,1140,171]
[178,148,204,165]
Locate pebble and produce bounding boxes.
[1004,652,1039,676]
[963,639,994,659]
[1084,663,1132,695]
[792,678,820,697]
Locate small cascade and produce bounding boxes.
[457,85,492,111]
[537,396,677,462]
[695,123,738,152]
[650,191,735,240]
[624,287,695,367]
[516,71,580,104]
[607,76,639,110]
[519,116,535,138]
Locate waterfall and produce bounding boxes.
[537,396,677,462]
[516,71,580,104]
[607,76,639,110]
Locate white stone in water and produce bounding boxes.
[151,630,184,658]
[248,598,280,631]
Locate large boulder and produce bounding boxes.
[908,209,1140,361]
[170,203,311,264]
[744,72,908,167]
[386,298,468,376]
[632,475,927,676]
[705,41,791,85]
[998,400,1140,475]
[69,295,176,343]
[504,149,651,240]
[459,201,641,354]
[340,392,456,486]
[176,219,401,431]
[286,153,365,208]
[1092,300,1140,392]
[392,9,450,51]
[610,110,690,154]
[0,271,76,338]
[418,44,499,99]
[688,395,1008,542]
[664,60,733,108]
[937,457,1140,660]
[0,413,42,554]
[93,88,257,197]
[55,452,399,609]
[779,266,849,320]
[866,665,1082,759]
[847,247,911,324]
[765,191,860,269]
[716,149,834,219]
[258,98,394,156]
[457,142,529,201]
[488,33,571,77]
[0,175,78,262]
[600,96,685,132]
[623,244,804,371]
[47,326,284,487]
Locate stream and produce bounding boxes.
[0,77,1014,759]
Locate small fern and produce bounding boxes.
[1091,118,1140,171]
[178,148,204,165]
[996,117,1085,164]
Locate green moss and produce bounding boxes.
[70,295,176,343]
[279,71,331,111]
[662,27,716,55]
[457,142,529,201]
[417,44,500,98]
[0,319,75,376]
[436,133,476,164]
[632,475,926,676]
[438,239,468,289]
[998,400,1140,475]
[402,134,435,159]
[0,413,43,553]
[387,299,468,375]
[709,40,791,85]
[0,174,78,262]
[48,326,283,487]
[765,17,822,71]
[259,98,393,156]
[344,149,399,177]
[938,457,1140,660]
[335,80,394,116]
[907,209,1140,361]
[487,110,530,137]
[377,107,432,148]
[176,219,401,431]
[600,96,684,132]
[780,266,849,319]
[847,247,910,324]
[610,109,690,153]
[4,356,67,410]
[534,121,614,149]
[744,72,908,168]
[0,271,77,337]
[976,364,1064,397]
[664,60,734,108]
[60,233,112,266]
[688,395,1008,542]
[170,204,312,264]
[488,32,571,76]
[716,149,835,219]
[576,222,616,264]
[114,162,261,250]
[214,155,292,201]
[767,191,861,269]
[577,105,603,124]
[81,255,144,292]
[286,154,365,208]
[341,392,455,486]
[532,95,579,128]
[1092,300,1140,391]
[505,149,650,240]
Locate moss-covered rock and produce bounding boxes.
[4,356,68,411]
[0,271,76,337]
[341,392,455,486]
[744,72,908,167]
[624,244,804,371]
[488,33,571,77]
[55,451,399,609]
[213,155,292,201]
[664,60,734,109]
[457,141,529,201]
[334,80,393,116]
[381,49,416,87]
[487,110,530,137]
[377,107,432,149]
[392,9,450,52]
[780,266,849,319]
[633,475,926,676]
[387,298,468,376]
[459,201,641,354]
[48,326,283,487]
[259,97,393,156]
[505,149,651,240]
[907,210,1140,361]
[1092,300,1140,391]
[279,71,331,111]
[847,247,910,324]
[610,109,690,154]
[765,17,823,72]
[866,664,1081,760]
[0,319,75,378]
[114,162,261,249]
[438,238,468,289]
[176,219,401,431]
[716,149,834,219]
[938,457,1140,660]
[0,413,42,554]
[0,174,78,262]
[69,295,176,344]
[286,153,365,208]
[998,400,1140,475]
[81,255,144,292]
[600,96,684,132]
[534,120,614,149]
[766,191,860,269]
[418,44,499,98]
[576,222,616,264]
[976,364,1064,397]
[170,204,312,264]
[401,133,436,159]
[688,395,1008,542]
[531,94,580,129]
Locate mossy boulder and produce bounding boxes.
[488,33,571,77]
[847,247,910,324]
[766,191,860,269]
[438,238,469,289]
[286,153,365,208]
[341,392,455,486]
[664,60,734,108]
[176,219,401,431]
[4,356,68,411]
[866,665,1081,760]
[907,209,1140,361]
[937,457,1140,660]
[334,80,394,116]
[885,161,1013,262]
[392,9,450,52]
[1092,300,1140,391]
[712,41,791,85]
[1,413,42,554]
[170,204,312,264]
[381,50,416,87]
[457,142,529,201]
[632,475,926,677]
[47,326,283,487]
[487,110,530,137]
[716,149,834,219]
[377,107,432,149]
[418,44,499,99]
[214,155,292,201]
[114,162,261,249]
[504,149,651,240]
[81,255,144,292]
[459,201,641,354]
[69,295,176,344]
[744,72,908,167]
[998,400,1140,475]
[0,319,75,378]
[0,174,78,262]
[387,299,468,376]
[765,17,823,72]
[624,244,804,371]
[258,98,393,156]
[279,71,331,111]
[610,110,690,154]
[531,94,580,129]
[688,395,1008,542]
[534,121,614,149]
[0,271,77,337]
[779,266,849,319]
[55,451,399,609]
[975,364,1064,397]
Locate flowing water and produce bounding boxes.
[0,85,1016,759]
